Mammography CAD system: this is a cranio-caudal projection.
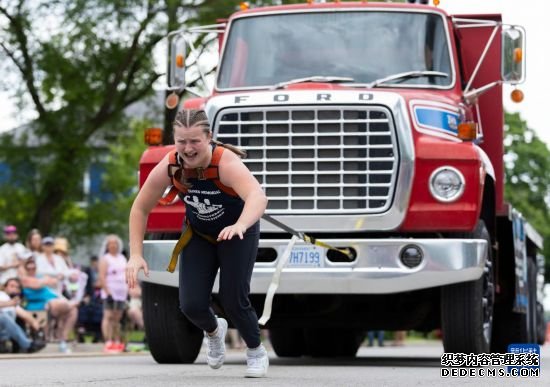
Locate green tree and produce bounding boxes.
[504,112,550,271]
[57,119,149,246]
[0,0,169,236]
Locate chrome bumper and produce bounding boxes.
[141,238,487,294]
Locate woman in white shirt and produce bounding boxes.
[35,236,70,296]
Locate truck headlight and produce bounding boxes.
[429,166,465,203]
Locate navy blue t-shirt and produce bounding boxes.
[182,179,245,236]
[179,146,258,236]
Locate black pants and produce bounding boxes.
[178,227,261,349]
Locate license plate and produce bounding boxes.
[280,245,325,268]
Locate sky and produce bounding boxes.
[0,0,548,145]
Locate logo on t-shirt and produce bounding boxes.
[184,195,225,221]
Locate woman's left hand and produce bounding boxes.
[217,222,247,241]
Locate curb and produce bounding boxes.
[0,350,150,360]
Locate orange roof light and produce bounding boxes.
[457,121,477,141]
[511,88,524,103]
[145,127,163,146]
[165,92,179,110]
[433,0,440,6]
[240,2,249,10]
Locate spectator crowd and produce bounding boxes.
[0,224,144,354]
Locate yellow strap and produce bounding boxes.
[167,226,193,273]
[166,224,218,273]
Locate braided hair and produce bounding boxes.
[173,109,247,158]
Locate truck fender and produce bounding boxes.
[475,145,495,182]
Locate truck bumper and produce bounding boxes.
[141,238,487,294]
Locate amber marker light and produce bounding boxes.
[457,121,477,141]
[511,88,524,103]
[144,127,163,146]
[240,2,249,10]
[513,47,523,63]
[175,54,185,68]
[433,0,440,6]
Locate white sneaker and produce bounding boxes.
[245,344,269,378]
[59,341,72,354]
[205,317,228,369]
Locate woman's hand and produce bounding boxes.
[217,222,247,241]
[126,256,149,289]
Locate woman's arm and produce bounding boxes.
[98,257,109,297]
[218,150,268,240]
[126,152,173,288]
[20,274,58,290]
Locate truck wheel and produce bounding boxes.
[142,282,203,364]
[304,328,365,357]
[441,221,494,354]
[269,328,305,357]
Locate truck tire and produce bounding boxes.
[441,221,494,354]
[142,282,203,364]
[304,328,365,357]
[269,328,305,357]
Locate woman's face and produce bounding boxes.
[30,233,41,250]
[24,262,37,277]
[174,124,212,169]
[107,238,119,255]
[42,244,54,255]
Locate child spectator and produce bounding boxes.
[98,234,128,353]
[76,255,102,343]
[0,278,46,353]
[127,282,144,332]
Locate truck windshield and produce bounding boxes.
[217,11,452,89]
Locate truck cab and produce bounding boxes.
[139,1,544,363]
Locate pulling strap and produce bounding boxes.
[258,236,299,326]
[262,214,353,260]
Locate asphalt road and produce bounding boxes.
[1,341,548,386]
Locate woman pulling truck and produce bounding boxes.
[126,109,269,378]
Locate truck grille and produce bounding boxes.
[214,106,398,214]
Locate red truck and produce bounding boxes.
[138,1,546,363]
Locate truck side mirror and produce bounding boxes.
[168,32,187,90]
[501,26,525,84]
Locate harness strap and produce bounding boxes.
[161,146,238,207]
[166,222,217,273]
[158,186,180,206]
